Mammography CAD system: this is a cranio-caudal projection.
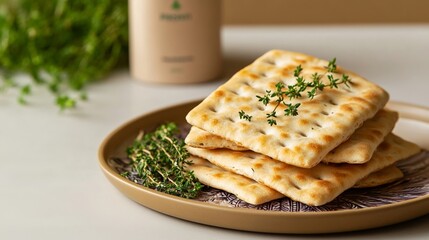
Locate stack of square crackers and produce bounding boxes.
[184,50,421,206]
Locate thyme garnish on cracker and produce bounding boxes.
[239,58,352,126]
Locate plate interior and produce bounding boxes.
[98,101,429,233]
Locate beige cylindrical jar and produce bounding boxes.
[129,0,222,83]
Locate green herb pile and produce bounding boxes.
[239,58,352,126]
[0,0,128,109]
[124,123,204,199]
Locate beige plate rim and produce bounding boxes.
[98,100,429,234]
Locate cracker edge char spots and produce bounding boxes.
[187,155,284,205]
[322,109,399,163]
[186,134,421,206]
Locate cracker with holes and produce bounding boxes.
[186,109,398,164]
[323,109,398,163]
[186,50,389,168]
[187,134,421,206]
[188,157,405,205]
[187,155,284,205]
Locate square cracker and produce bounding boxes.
[186,50,389,168]
[187,155,283,205]
[188,158,405,205]
[187,109,398,164]
[353,165,404,188]
[323,109,398,163]
[187,134,420,206]
[186,126,248,151]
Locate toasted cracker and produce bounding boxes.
[188,161,404,205]
[187,134,420,206]
[354,165,404,188]
[186,127,247,151]
[323,109,398,163]
[186,109,398,164]
[187,155,283,205]
[186,50,389,168]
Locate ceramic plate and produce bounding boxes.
[98,100,429,234]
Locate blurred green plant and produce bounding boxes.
[0,0,128,109]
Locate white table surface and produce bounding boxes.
[1,25,429,239]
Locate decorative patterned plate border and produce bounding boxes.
[98,100,429,234]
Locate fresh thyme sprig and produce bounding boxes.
[238,110,252,122]
[0,0,128,109]
[239,58,352,126]
[125,123,204,199]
